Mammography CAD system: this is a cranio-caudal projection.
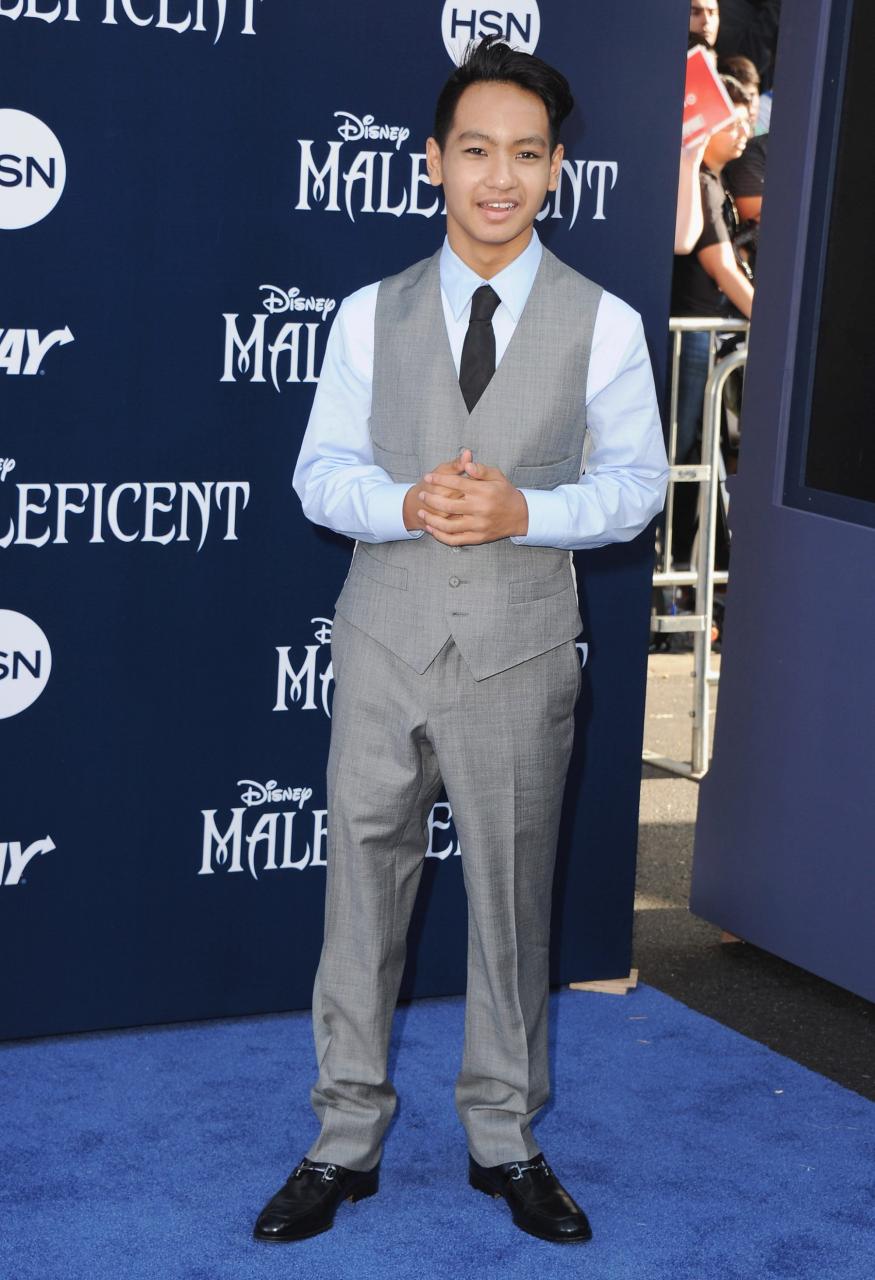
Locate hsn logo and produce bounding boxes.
[0,610,52,719]
[0,109,66,230]
[442,2,541,64]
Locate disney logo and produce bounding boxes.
[237,780,314,809]
[0,458,15,483]
[259,286,337,320]
[334,111,411,151]
[312,617,332,645]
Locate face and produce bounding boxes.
[426,80,563,272]
[690,2,720,46]
[704,106,751,168]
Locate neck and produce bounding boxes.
[446,222,533,279]
[704,154,726,175]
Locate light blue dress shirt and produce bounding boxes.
[293,230,669,550]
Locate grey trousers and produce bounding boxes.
[306,612,581,1171]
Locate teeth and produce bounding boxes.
[483,202,515,209]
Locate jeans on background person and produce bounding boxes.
[655,328,711,575]
[674,328,711,466]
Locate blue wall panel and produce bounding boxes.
[0,0,688,1038]
[692,0,875,1002]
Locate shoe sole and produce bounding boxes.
[469,1174,592,1244]
[252,1175,379,1243]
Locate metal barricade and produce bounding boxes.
[644,317,749,779]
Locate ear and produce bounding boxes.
[547,142,564,193]
[425,136,444,188]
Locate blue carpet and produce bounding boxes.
[2,982,873,1280]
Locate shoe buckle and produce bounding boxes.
[295,1160,337,1183]
[509,1162,525,1181]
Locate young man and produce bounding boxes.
[254,38,668,1246]
[690,0,720,47]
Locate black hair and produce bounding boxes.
[433,34,573,152]
[717,54,761,90]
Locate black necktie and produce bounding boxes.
[459,284,501,413]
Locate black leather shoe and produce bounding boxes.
[253,1157,379,1242]
[469,1153,592,1243]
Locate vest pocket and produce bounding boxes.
[512,454,580,489]
[508,562,572,604]
[371,438,421,482]
[354,544,409,591]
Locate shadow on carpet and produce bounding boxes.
[1,983,873,1280]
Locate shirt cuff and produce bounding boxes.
[509,488,562,547]
[367,481,424,542]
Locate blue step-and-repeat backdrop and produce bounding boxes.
[1,0,687,1039]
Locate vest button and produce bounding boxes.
[449,576,461,588]
[450,546,461,554]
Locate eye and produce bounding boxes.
[464,147,487,156]
[516,151,542,160]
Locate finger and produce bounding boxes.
[417,508,465,526]
[438,473,492,495]
[425,524,487,546]
[424,466,465,483]
[418,491,467,515]
[419,481,465,498]
[428,453,469,478]
[420,510,480,534]
[464,461,501,480]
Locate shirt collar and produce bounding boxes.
[439,229,542,323]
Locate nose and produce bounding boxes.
[485,153,514,190]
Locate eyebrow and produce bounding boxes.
[457,130,548,147]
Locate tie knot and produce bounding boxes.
[469,284,500,323]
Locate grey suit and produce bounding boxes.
[306,247,601,1170]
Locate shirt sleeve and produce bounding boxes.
[292,287,423,543]
[510,302,669,551]
[696,172,731,251]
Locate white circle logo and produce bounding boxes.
[441,1,541,65]
[0,109,66,230]
[0,610,52,718]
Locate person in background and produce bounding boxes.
[715,0,781,91]
[690,0,720,48]
[721,55,768,277]
[719,55,762,129]
[689,28,718,61]
[670,76,754,563]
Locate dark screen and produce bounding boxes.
[803,0,875,504]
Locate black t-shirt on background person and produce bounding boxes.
[725,134,769,197]
[725,135,768,276]
[671,166,749,318]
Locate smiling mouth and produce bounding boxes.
[478,200,519,211]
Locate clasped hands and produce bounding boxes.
[402,448,529,545]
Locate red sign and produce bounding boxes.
[683,47,737,147]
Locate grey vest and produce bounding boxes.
[334,245,602,680]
